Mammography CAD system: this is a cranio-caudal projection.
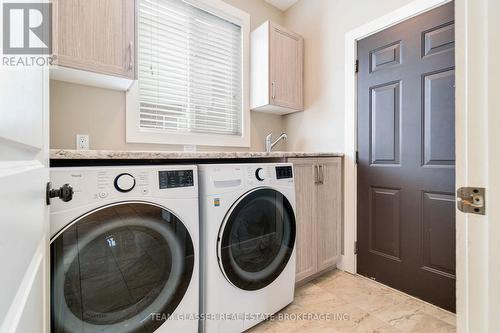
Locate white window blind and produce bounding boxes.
[138,0,243,136]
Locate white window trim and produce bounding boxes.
[126,0,251,147]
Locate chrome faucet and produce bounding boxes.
[266,132,287,153]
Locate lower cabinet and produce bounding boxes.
[289,157,342,283]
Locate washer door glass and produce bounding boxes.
[50,203,194,333]
[218,188,296,291]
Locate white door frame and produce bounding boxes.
[342,0,498,332]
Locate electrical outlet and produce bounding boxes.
[76,134,90,151]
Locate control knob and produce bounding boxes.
[255,168,265,181]
[114,173,136,192]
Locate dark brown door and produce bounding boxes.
[357,2,456,311]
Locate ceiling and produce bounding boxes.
[264,0,299,11]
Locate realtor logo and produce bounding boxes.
[2,3,52,54]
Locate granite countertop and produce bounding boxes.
[50,149,343,160]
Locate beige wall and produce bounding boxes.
[50,0,286,152]
[283,0,415,152]
[50,0,425,153]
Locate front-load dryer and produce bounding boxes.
[198,163,296,333]
[49,166,199,333]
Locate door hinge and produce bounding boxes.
[355,60,359,73]
[355,151,359,165]
[457,187,485,215]
[354,241,358,255]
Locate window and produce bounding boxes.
[127,0,250,147]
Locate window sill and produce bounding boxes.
[126,128,250,147]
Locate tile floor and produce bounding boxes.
[248,270,456,333]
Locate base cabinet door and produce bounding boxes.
[290,159,318,282]
[290,157,343,283]
[316,158,342,271]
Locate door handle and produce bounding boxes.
[128,41,134,71]
[46,182,74,205]
[318,164,324,184]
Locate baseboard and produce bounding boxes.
[295,266,337,287]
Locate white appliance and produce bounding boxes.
[49,166,199,333]
[198,163,296,333]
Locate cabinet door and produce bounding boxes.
[316,157,342,271]
[289,158,317,283]
[53,0,135,78]
[269,22,303,110]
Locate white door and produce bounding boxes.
[0,2,50,332]
[456,0,499,332]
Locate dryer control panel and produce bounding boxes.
[276,166,293,179]
[245,163,294,186]
[198,163,295,196]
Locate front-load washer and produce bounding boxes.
[198,163,296,333]
[49,165,199,333]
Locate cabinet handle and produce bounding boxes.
[128,41,134,71]
[319,164,324,184]
[271,81,276,100]
[50,54,58,66]
[314,164,319,184]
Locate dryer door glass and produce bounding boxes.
[218,188,296,290]
[50,203,194,333]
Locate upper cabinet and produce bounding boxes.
[251,21,304,114]
[51,0,135,90]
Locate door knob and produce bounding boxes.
[46,182,74,205]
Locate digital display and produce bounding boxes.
[159,170,194,189]
[276,166,293,179]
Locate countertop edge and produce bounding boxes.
[50,149,344,160]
